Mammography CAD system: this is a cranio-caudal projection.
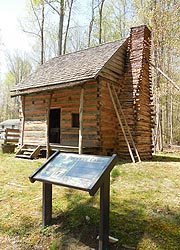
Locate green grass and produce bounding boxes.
[1,150,180,249]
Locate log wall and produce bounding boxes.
[21,81,101,148]
[98,42,127,155]
[99,79,118,155]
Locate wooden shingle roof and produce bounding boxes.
[11,38,127,96]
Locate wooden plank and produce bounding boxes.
[46,94,52,158]
[79,87,84,154]
[21,96,25,145]
[5,128,19,133]
[99,71,121,82]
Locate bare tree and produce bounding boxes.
[58,0,65,55]
[6,51,32,84]
[0,52,32,121]
[63,0,74,54]
[45,0,74,55]
[20,0,45,65]
[44,0,64,55]
[88,0,96,47]
[134,0,180,149]
[98,0,105,44]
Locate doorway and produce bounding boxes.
[49,108,61,143]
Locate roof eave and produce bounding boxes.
[11,78,96,97]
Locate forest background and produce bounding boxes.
[0,0,179,151]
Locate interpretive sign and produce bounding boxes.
[29,151,117,196]
[29,152,118,250]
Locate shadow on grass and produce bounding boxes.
[116,154,180,165]
[3,193,180,250]
[51,197,99,249]
[151,154,180,163]
[50,196,180,250]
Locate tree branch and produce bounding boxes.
[150,61,180,91]
[30,0,42,31]
[22,28,41,38]
[44,0,60,15]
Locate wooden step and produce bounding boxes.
[20,149,35,152]
[16,144,41,159]
[15,154,32,159]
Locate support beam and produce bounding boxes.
[21,96,25,146]
[79,87,84,154]
[46,93,52,158]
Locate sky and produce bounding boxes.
[0,0,30,77]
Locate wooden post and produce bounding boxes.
[4,128,8,144]
[107,83,137,163]
[99,173,110,250]
[46,93,52,158]
[42,182,52,227]
[79,87,84,154]
[21,96,25,146]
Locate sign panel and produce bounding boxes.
[29,152,117,195]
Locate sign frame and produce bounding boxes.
[29,151,117,196]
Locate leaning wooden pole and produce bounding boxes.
[107,83,136,163]
[111,84,141,162]
[79,87,84,154]
[150,62,180,91]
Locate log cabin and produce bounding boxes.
[11,25,154,160]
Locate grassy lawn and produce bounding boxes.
[1,150,180,250]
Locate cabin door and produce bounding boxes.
[49,108,61,143]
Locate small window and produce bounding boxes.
[72,113,79,128]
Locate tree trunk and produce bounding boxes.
[99,0,105,44]
[170,87,173,145]
[88,0,95,47]
[41,2,45,64]
[58,0,64,55]
[63,0,74,54]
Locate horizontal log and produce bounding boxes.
[24,138,46,144]
[100,128,117,134]
[101,141,116,147]
[103,64,124,76]
[99,71,121,82]
[24,131,46,137]
[110,56,126,68]
[4,138,19,143]
[107,61,124,74]
[25,94,50,101]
